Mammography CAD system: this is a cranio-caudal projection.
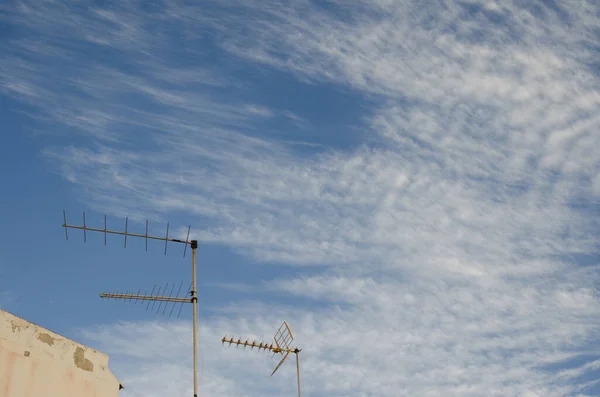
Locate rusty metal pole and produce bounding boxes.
[191,240,198,397]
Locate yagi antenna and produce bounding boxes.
[62,210,191,257]
[99,280,192,319]
[62,210,199,397]
[222,321,303,397]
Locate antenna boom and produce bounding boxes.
[100,292,191,303]
[63,223,190,244]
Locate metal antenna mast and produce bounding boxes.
[62,210,200,397]
[222,321,302,397]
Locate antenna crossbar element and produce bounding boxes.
[271,350,291,376]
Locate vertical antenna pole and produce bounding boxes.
[191,239,198,397]
[296,350,302,397]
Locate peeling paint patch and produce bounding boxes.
[37,333,55,346]
[73,347,94,372]
[10,319,28,333]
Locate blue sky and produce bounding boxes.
[1,0,600,396]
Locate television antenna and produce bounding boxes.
[62,210,200,397]
[98,280,193,319]
[222,321,302,397]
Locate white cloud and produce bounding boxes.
[243,104,274,118]
[282,110,304,122]
[4,0,600,396]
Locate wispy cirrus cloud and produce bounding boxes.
[3,0,600,396]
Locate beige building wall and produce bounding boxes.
[0,310,122,397]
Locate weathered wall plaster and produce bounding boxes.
[0,310,122,397]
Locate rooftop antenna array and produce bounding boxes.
[62,210,200,397]
[222,321,302,397]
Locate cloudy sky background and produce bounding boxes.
[1,0,600,396]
